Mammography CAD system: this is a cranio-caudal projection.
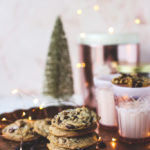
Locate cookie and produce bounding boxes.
[49,124,97,137]
[47,143,96,150]
[47,133,98,149]
[47,143,71,150]
[52,107,100,130]
[2,119,38,142]
[34,118,51,137]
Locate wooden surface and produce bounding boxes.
[0,106,150,150]
[99,127,150,150]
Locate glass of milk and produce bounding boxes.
[95,74,119,129]
[113,84,150,142]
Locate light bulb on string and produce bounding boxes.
[80,33,86,38]
[33,98,39,104]
[39,105,44,110]
[111,141,117,149]
[77,9,82,15]
[11,89,19,95]
[134,18,141,24]
[112,137,117,142]
[81,62,86,68]
[108,27,114,34]
[39,103,45,110]
[76,62,86,68]
[93,5,100,11]
[98,136,102,142]
[28,116,32,120]
[1,117,7,121]
[76,63,82,68]
[22,112,26,117]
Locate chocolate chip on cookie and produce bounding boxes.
[33,118,52,137]
[9,128,16,133]
[66,124,76,130]
[52,107,100,131]
[49,124,97,137]
[47,120,51,125]
[19,121,26,128]
[2,119,38,142]
[48,133,98,149]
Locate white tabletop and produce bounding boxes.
[0,95,83,114]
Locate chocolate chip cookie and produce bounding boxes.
[47,143,71,150]
[48,133,98,149]
[34,118,51,137]
[2,119,38,142]
[47,143,96,150]
[52,107,100,130]
[49,124,97,137]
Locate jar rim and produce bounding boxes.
[78,33,139,46]
[117,64,150,73]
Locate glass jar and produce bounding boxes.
[78,33,139,110]
[112,66,150,142]
[117,64,150,78]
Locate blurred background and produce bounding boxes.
[0,0,150,95]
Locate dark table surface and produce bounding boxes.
[0,106,149,150]
[98,126,150,150]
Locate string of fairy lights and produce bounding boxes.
[0,88,119,149]
[0,89,49,150]
[76,4,142,36]
[76,4,142,68]
[2,90,150,149]
[0,4,145,149]
[10,89,45,121]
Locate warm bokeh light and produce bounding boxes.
[111,61,118,68]
[32,109,35,112]
[112,138,117,142]
[134,18,141,24]
[111,141,117,149]
[98,136,102,141]
[76,62,86,68]
[76,63,82,68]
[93,5,100,11]
[22,112,26,117]
[147,144,150,149]
[85,82,89,87]
[39,105,44,110]
[77,9,82,15]
[33,98,39,104]
[108,27,114,34]
[11,89,19,95]
[81,62,86,68]
[80,33,86,38]
[28,116,32,120]
[1,117,7,121]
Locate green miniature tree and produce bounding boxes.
[43,17,74,100]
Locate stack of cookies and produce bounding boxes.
[47,107,100,150]
[1,107,100,150]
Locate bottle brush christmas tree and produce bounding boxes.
[43,17,74,100]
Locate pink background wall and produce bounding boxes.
[0,0,150,95]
